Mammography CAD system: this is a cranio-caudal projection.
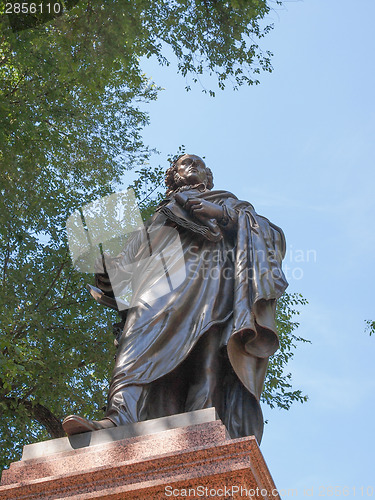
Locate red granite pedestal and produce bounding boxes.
[0,409,280,499]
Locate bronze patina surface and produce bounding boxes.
[63,154,288,443]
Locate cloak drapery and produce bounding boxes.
[97,189,288,443]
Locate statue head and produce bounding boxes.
[165,154,214,195]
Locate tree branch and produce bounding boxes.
[2,397,65,438]
[4,74,26,98]
[2,240,11,286]
[35,257,68,309]
[45,299,87,312]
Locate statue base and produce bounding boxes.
[0,408,280,499]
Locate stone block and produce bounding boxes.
[0,409,280,499]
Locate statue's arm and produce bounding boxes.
[94,228,144,296]
[181,196,238,231]
[217,200,238,231]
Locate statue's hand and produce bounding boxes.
[184,198,224,221]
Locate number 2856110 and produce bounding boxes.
[5,3,61,14]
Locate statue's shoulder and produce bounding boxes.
[213,191,256,209]
[208,189,238,199]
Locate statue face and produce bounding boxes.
[176,154,208,186]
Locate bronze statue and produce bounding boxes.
[63,154,288,443]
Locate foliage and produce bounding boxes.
[365,320,374,336]
[128,165,165,221]
[1,0,156,470]
[0,154,310,471]
[128,145,189,220]
[0,0,299,473]
[0,246,116,468]
[262,293,310,409]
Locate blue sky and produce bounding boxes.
[128,0,375,495]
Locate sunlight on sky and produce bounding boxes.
[137,0,375,495]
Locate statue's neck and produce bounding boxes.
[174,183,208,193]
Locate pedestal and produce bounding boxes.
[0,408,280,499]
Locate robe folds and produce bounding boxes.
[100,189,288,443]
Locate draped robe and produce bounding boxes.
[97,189,288,443]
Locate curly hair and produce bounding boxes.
[165,154,214,196]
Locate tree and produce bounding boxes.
[0,0,309,473]
[263,292,309,409]
[365,320,374,336]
